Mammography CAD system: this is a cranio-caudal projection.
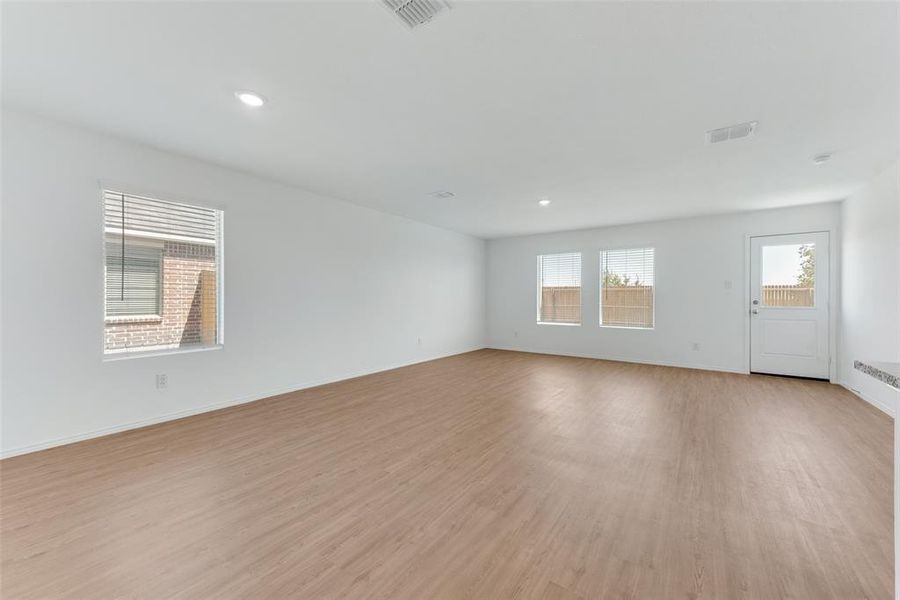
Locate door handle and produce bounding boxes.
[751,308,759,315]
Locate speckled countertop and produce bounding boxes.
[854,360,900,390]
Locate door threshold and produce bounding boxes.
[750,371,829,382]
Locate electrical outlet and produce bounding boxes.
[417,337,422,347]
[692,343,700,351]
[514,330,519,338]
[723,280,733,290]
[156,374,168,389]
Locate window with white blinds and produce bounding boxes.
[600,247,654,328]
[103,190,223,355]
[537,252,582,324]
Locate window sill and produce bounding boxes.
[537,321,582,326]
[599,324,654,330]
[105,315,163,325]
[103,344,223,362]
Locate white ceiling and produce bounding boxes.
[3,1,898,239]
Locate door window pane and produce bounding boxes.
[761,243,815,307]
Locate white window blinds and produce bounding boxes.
[537,252,582,324]
[104,190,218,243]
[600,247,654,328]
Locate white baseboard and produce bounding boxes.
[1,346,486,459]
[840,383,896,418]
[487,346,748,375]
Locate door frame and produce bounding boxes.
[742,229,838,382]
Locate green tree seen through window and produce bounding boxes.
[602,271,642,287]
[797,244,815,287]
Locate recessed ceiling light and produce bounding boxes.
[812,152,833,165]
[538,197,551,206]
[430,191,455,199]
[235,90,266,108]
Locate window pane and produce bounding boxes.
[761,243,815,307]
[104,191,222,355]
[105,241,162,317]
[537,252,582,324]
[600,248,654,328]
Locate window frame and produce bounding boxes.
[536,251,583,326]
[598,245,656,330]
[99,184,225,360]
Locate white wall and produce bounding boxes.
[0,110,486,456]
[487,203,841,374]
[839,161,900,416]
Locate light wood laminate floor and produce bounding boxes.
[1,350,893,599]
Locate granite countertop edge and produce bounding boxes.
[854,360,900,390]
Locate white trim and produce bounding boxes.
[216,210,225,347]
[105,315,162,324]
[537,321,581,326]
[103,344,223,362]
[488,346,748,374]
[0,346,485,459]
[841,383,896,418]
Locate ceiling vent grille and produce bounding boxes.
[383,0,450,29]
[706,121,758,144]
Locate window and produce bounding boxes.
[537,252,581,324]
[600,247,654,328]
[761,243,815,307]
[103,190,223,355]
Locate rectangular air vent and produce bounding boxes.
[383,0,450,29]
[706,121,758,144]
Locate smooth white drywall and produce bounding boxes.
[839,161,900,417]
[4,2,898,238]
[0,110,486,456]
[487,203,841,374]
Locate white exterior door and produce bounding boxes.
[750,232,830,379]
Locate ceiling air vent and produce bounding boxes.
[706,121,758,144]
[383,0,451,29]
